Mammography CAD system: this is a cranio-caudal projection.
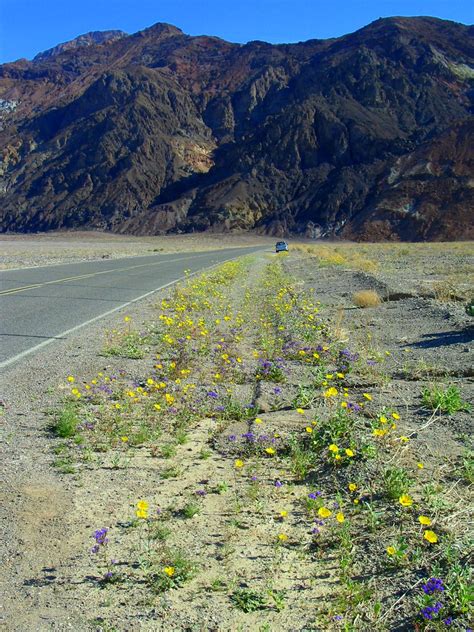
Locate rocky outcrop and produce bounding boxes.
[0,17,473,239]
[33,30,127,61]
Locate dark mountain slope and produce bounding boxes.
[0,17,472,239]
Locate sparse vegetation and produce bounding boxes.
[20,242,473,629]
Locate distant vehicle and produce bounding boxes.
[275,241,289,253]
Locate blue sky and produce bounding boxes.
[1,0,473,63]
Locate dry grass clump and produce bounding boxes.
[352,289,382,308]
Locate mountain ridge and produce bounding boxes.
[0,17,473,240]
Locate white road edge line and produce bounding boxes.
[0,251,259,370]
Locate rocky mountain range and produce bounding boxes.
[0,17,473,240]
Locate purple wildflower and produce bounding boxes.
[422,578,445,595]
[93,528,109,545]
[274,480,283,488]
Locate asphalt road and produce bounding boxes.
[0,246,263,369]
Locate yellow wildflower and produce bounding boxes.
[163,566,175,577]
[265,447,276,455]
[324,387,338,398]
[296,408,305,414]
[336,512,345,523]
[234,459,244,468]
[363,393,372,401]
[348,483,357,492]
[121,436,129,442]
[345,448,355,457]
[255,417,263,424]
[136,509,148,519]
[417,462,424,469]
[318,507,332,518]
[278,533,288,541]
[386,546,396,556]
[423,530,438,544]
[399,494,413,507]
[328,444,339,453]
[418,515,431,526]
[306,427,313,433]
[392,412,400,420]
[67,376,75,383]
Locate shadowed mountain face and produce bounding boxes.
[0,17,473,240]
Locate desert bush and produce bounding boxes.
[422,384,471,414]
[352,290,382,308]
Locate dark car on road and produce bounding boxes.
[275,241,289,253]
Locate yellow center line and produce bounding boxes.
[0,253,216,297]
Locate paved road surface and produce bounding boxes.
[0,247,263,369]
